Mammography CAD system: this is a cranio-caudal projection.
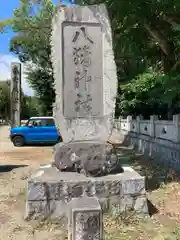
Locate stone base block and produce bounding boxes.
[25,166,148,220]
[68,197,103,240]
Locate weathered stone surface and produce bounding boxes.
[134,197,148,214]
[110,196,148,216]
[51,4,117,143]
[119,195,148,213]
[11,62,21,128]
[121,177,146,196]
[25,200,70,220]
[53,140,122,176]
[54,141,113,169]
[27,167,144,201]
[68,197,102,240]
[25,166,148,220]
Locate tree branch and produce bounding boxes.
[163,13,180,27]
[144,23,173,56]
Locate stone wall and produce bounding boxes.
[114,115,180,171]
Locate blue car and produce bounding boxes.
[10,116,62,147]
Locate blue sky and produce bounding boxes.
[0,0,73,95]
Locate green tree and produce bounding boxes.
[0,81,10,120]
[74,0,180,74]
[117,70,180,119]
[2,0,180,118]
[1,0,56,115]
[21,95,42,119]
[74,0,180,118]
[0,81,41,120]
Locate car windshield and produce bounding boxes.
[26,118,55,127]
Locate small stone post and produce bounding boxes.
[118,116,121,130]
[68,197,103,240]
[127,115,132,132]
[149,115,158,156]
[150,115,158,138]
[173,114,180,143]
[136,115,143,134]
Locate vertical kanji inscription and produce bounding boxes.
[63,22,103,118]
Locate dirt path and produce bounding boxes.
[0,126,66,240]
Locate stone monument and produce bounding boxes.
[52,3,121,176]
[25,3,148,224]
[10,62,21,128]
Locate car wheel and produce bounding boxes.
[12,136,25,147]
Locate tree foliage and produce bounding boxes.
[21,95,42,119]
[74,0,180,73]
[0,81,39,120]
[1,0,180,118]
[1,0,56,115]
[117,70,180,119]
[0,81,10,120]
[75,0,180,118]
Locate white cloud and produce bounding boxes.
[0,54,34,96]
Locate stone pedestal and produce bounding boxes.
[25,166,148,220]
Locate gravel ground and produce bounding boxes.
[0,126,67,240]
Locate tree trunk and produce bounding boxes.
[163,13,180,28]
[144,23,175,73]
[161,51,175,73]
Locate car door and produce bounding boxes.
[25,119,44,143]
[40,118,59,143]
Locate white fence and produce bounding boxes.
[114,115,180,143]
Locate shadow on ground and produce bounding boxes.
[21,142,58,147]
[111,132,180,192]
[147,199,159,216]
[114,145,161,216]
[116,144,180,192]
[0,164,28,173]
[115,144,174,192]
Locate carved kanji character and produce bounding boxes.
[72,27,94,44]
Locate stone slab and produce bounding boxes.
[51,4,117,143]
[68,197,103,240]
[25,166,148,219]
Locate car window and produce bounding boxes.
[27,119,43,127]
[42,119,55,126]
[27,118,55,127]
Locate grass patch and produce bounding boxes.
[29,218,68,238]
[104,213,180,240]
[105,146,180,239]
